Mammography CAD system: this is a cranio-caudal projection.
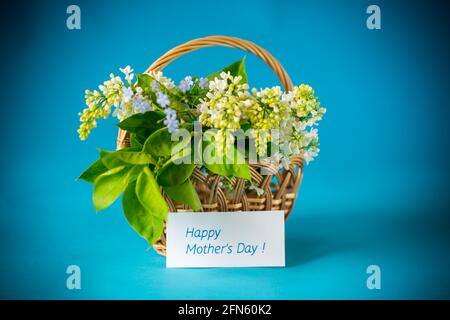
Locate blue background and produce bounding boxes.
[1,0,449,299]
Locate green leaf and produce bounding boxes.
[144,127,173,157]
[78,159,108,183]
[116,111,165,138]
[157,158,195,187]
[207,57,248,84]
[130,133,145,149]
[93,166,133,212]
[122,181,165,245]
[135,167,168,221]
[111,150,155,165]
[99,148,154,168]
[204,152,251,180]
[240,121,251,131]
[99,149,125,169]
[202,134,251,180]
[137,73,155,88]
[144,126,192,158]
[163,179,202,211]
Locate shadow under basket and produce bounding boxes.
[116,35,305,256]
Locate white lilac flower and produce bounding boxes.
[157,91,170,108]
[220,71,230,80]
[148,71,176,90]
[120,65,133,74]
[179,76,194,93]
[248,185,265,196]
[209,109,220,121]
[163,108,179,133]
[245,86,289,155]
[132,97,150,113]
[242,99,252,107]
[119,65,134,83]
[197,102,208,115]
[122,87,133,103]
[303,128,318,144]
[112,107,125,119]
[198,73,254,155]
[293,121,306,132]
[209,78,227,92]
[302,149,318,164]
[199,77,209,89]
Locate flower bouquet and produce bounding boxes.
[78,36,325,255]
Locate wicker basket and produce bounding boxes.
[116,36,304,256]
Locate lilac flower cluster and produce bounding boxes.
[163,108,179,133]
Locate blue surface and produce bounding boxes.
[1,0,449,299]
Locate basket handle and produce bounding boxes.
[145,35,293,91]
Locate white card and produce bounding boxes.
[166,211,285,268]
